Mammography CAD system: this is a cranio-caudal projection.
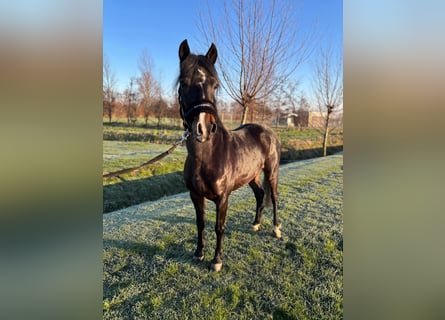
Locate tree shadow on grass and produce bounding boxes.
[280,145,343,163]
[104,239,165,257]
[103,171,187,213]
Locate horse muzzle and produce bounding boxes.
[193,112,217,143]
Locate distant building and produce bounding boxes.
[286,113,298,127]
[307,111,327,128]
[286,110,327,128]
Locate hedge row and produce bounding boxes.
[103,131,179,144]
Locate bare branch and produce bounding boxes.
[311,45,343,156]
[199,0,313,124]
[103,54,118,122]
[136,49,161,126]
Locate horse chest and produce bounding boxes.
[185,162,226,200]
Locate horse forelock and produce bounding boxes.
[178,54,219,86]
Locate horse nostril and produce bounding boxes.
[197,123,203,135]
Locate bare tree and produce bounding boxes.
[136,49,160,127]
[103,55,117,123]
[168,94,182,128]
[311,45,343,156]
[199,0,312,125]
[278,81,300,114]
[124,78,138,126]
[298,94,311,112]
[152,97,168,128]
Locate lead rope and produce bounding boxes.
[102,129,190,180]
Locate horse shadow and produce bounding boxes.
[103,234,201,270]
[103,237,201,299]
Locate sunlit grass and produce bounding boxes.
[103,141,187,182]
[103,141,188,212]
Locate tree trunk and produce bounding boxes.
[240,105,249,125]
[322,112,331,157]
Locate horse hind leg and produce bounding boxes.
[265,168,281,238]
[271,178,282,238]
[249,175,265,232]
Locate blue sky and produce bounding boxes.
[103,0,342,101]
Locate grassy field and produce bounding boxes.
[103,154,343,319]
[103,120,342,213]
[103,141,188,212]
[103,118,343,146]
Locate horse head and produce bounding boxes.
[178,39,220,143]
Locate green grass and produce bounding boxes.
[102,122,343,212]
[103,118,342,146]
[103,154,343,319]
[103,141,187,176]
[103,141,188,212]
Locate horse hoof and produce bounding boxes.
[193,254,204,261]
[210,262,222,272]
[252,224,261,232]
[273,224,282,238]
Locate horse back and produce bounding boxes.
[233,123,281,160]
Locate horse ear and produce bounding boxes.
[206,43,217,64]
[179,39,190,62]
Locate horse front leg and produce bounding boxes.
[211,195,229,272]
[190,192,206,261]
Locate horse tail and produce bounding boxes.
[262,177,272,208]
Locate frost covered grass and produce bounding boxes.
[103,154,343,319]
[103,141,188,212]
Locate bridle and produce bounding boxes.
[179,93,218,130]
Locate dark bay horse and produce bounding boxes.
[177,39,281,272]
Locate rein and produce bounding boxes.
[102,130,190,180]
